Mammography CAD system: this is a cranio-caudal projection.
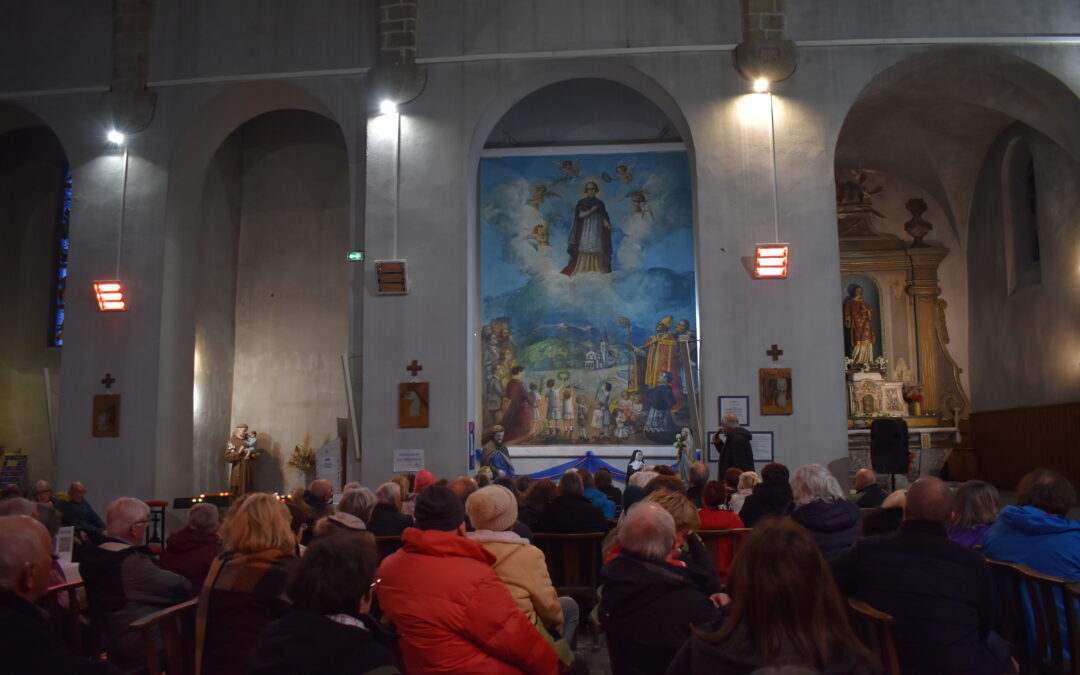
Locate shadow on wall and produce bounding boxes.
[252,434,284,494]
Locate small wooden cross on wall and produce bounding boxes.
[101,373,116,389]
[765,344,784,361]
[406,360,423,377]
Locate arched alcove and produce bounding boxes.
[471,75,700,472]
[192,108,350,495]
[156,81,349,498]
[833,47,1080,483]
[0,108,69,482]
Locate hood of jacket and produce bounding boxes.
[751,479,793,507]
[601,552,693,617]
[998,504,1080,536]
[400,527,496,565]
[791,499,862,533]
[164,527,219,554]
[726,427,753,443]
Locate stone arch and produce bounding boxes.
[155,81,349,498]
[0,102,71,483]
[465,62,699,447]
[835,47,1080,246]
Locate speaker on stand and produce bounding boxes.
[870,417,909,492]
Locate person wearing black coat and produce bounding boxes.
[712,415,755,474]
[737,462,793,528]
[600,503,720,675]
[787,464,863,562]
[536,471,609,533]
[830,477,1012,675]
[851,468,888,508]
[366,501,414,538]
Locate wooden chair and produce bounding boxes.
[847,598,901,675]
[1015,563,1077,675]
[987,558,1030,663]
[374,535,404,561]
[39,580,87,654]
[129,598,198,675]
[696,528,751,582]
[532,532,605,605]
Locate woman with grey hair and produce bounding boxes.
[787,464,862,562]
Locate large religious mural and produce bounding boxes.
[480,149,697,446]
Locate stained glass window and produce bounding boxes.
[49,169,71,347]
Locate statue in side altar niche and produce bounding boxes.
[481,425,515,478]
[225,424,259,497]
[843,284,876,366]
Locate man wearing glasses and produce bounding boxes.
[80,497,192,673]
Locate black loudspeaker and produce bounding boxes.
[870,417,909,475]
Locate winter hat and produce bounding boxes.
[466,485,518,532]
[414,469,436,494]
[414,485,466,531]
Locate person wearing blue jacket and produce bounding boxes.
[579,468,617,518]
[983,468,1080,581]
[983,468,1080,659]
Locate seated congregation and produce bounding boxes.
[2,461,1078,674]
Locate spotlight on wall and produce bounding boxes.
[379,99,398,115]
[93,281,128,311]
[754,244,789,279]
[753,78,770,93]
[106,130,126,145]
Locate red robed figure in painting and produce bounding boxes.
[499,365,532,442]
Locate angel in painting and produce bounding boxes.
[527,184,560,209]
[525,222,550,247]
[553,159,580,184]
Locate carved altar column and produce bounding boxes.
[908,248,947,413]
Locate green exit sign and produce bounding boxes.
[347,251,365,262]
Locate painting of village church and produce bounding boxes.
[480,149,697,446]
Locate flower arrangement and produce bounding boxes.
[286,445,315,471]
[903,385,924,403]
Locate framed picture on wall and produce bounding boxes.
[749,431,774,463]
[91,394,120,437]
[718,395,750,426]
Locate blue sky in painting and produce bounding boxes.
[480,150,695,347]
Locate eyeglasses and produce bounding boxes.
[133,519,149,526]
[370,578,381,590]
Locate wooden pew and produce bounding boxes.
[532,532,605,605]
[129,598,198,675]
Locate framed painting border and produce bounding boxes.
[748,430,775,463]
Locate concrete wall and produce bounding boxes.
[192,133,242,493]
[0,128,65,483]
[230,110,350,494]
[968,124,1080,411]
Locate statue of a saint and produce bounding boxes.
[480,426,515,478]
[843,285,876,366]
[225,424,259,497]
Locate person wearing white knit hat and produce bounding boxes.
[465,486,580,660]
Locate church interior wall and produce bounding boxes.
[191,132,242,495]
[0,127,66,481]
[968,124,1080,412]
[0,2,1077,503]
[228,110,350,494]
[149,0,377,84]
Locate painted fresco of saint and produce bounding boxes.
[560,181,614,276]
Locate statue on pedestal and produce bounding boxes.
[843,285,876,366]
[225,424,259,497]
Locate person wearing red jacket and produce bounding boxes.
[159,502,221,591]
[375,485,562,674]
